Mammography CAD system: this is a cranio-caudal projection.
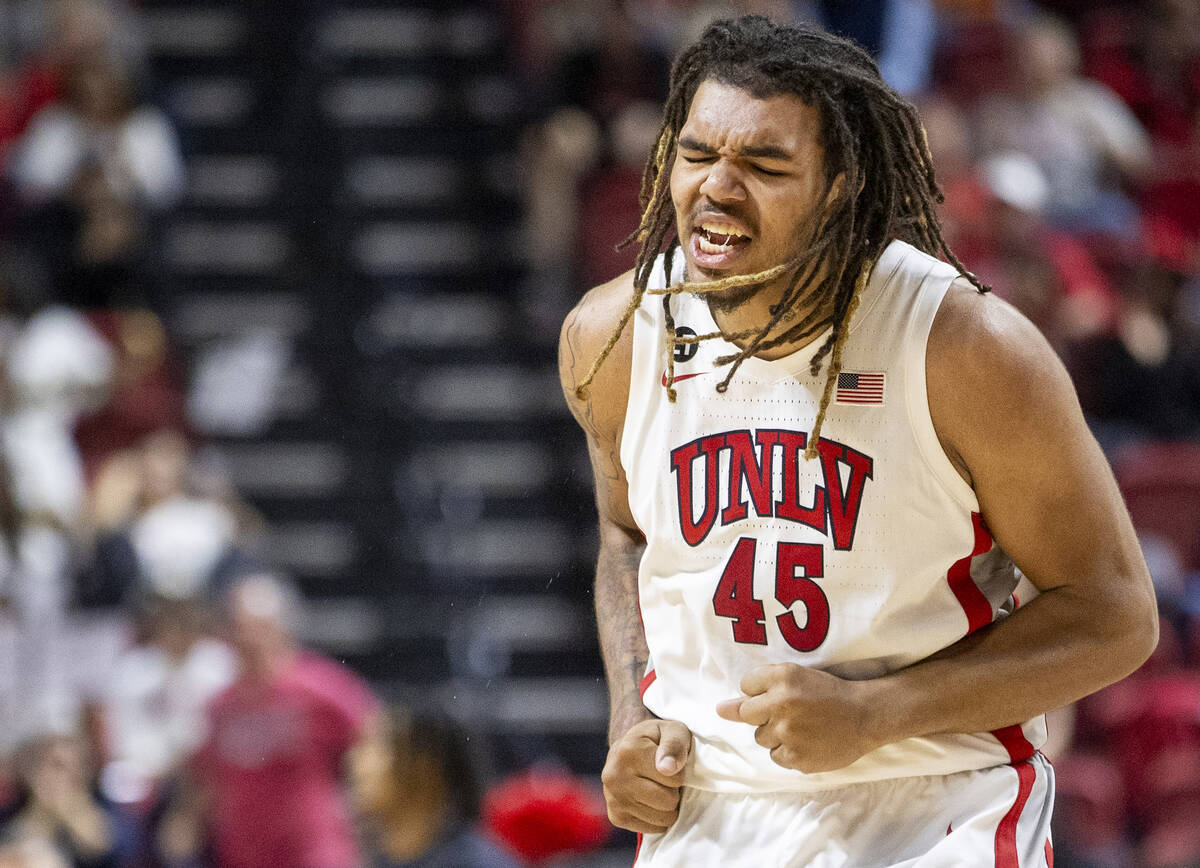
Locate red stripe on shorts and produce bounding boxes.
[992,724,1037,763]
[639,669,657,699]
[994,760,1037,868]
[633,833,643,866]
[947,512,995,633]
[1044,837,1054,866]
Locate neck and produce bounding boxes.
[705,269,835,362]
[380,799,448,860]
[242,645,297,683]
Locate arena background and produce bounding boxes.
[0,1,1197,866]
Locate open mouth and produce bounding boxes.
[690,219,753,269]
[695,220,751,255]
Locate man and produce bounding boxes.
[159,573,378,868]
[558,16,1157,866]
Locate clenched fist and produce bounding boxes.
[600,718,693,834]
[716,663,885,773]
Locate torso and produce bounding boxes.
[620,240,1045,792]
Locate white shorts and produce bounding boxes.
[635,754,1054,868]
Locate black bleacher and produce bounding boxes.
[140,0,609,813]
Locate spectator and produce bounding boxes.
[0,730,127,868]
[2,304,112,530]
[970,151,1120,350]
[159,573,378,868]
[917,93,990,266]
[98,594,233,868]
[972,12,1150,237]
[1072,257,1200,441]
[0,297,113,741]
[101,595,235,804]
[74,309,186,484]
[7,45,182,308]
[575,100,661,288]
[0,0,143,173]
[349,708,519,868]
[79,430,257,609]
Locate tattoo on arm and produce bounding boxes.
[595,532,652,743]
[560,306,623,483]
[561,296,648,739]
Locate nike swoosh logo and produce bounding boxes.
[661,371,709,386]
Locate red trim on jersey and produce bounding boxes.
[995,760,1037,868]
[992,724,1037,763]
[1044,838,1054,866]
[640,669,657,699]
[633,832,643,866]
[946,512,995,633]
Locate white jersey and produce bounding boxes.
[620,239,1046,794]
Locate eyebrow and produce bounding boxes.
[677,136,793,161]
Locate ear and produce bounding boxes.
[824,171,863,209]
[826,172,846,206]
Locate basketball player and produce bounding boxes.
[557,16,1157,866]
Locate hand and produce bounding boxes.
[716,663,883,773]
[600,718,692,834]
[29,765,84,820]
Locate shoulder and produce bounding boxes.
[926,279,1082,478]
[928,279,1064,394]
[291,653,378,722]
[557,268,639,444]
[294,652,370,694]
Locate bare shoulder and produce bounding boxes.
[926,279,1086,480]
[558,268,639,444]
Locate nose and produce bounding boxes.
[698,158,746,203]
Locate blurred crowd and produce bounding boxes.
[0,3,551,867]
[0,0,1196,866]
[0,2,619,865]
[513,0,1200,865]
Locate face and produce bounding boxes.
[671,79,833,305]
[227,577,289,664]
[347,718,393,816]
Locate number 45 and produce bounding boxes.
[712,537,830,651]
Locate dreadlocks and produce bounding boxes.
[573,15,985,459]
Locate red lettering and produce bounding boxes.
[721,430,779,524]
[670,435,725,546]
[817,440,874,550]
[774,542,829,652]
[712,537,767,644]
[774,430,826,532]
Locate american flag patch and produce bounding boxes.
[835,371,885,405]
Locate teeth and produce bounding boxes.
[698,234,733,254]
[697,222,747,238]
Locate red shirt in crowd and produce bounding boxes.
[192,652,378,868]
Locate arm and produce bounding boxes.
[873,284,1157,736]
[558,273,650,742]
[558,274,692,832]
[719,282,1157,772]
[157,772,210,867]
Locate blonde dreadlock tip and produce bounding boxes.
[666,388,677,403]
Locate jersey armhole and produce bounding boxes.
[619,253,675,478]
[904,276,980,513]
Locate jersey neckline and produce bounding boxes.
[665,240,908,384]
